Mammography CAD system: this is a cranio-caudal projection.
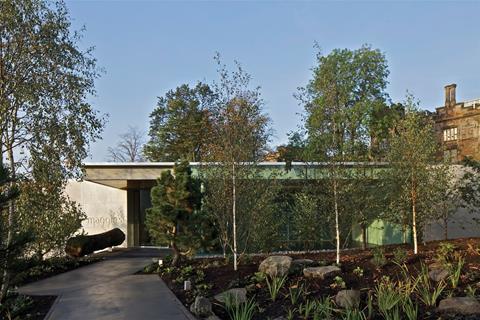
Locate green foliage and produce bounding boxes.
[435,242,456,267]
[415,264,446,307]
[0,0,105,178]
[0,293,33,319]
[371,246,387,267]
[375,277,403,320]
[298,297,333,320]
[145,161,213,265]
[288,282,305,305]
[265,275,287,302]
[402,297,418,320]
[144,83,214,162]
[330,276,346,289]
[342,308,367,320]
[448,255,464,289]
[352,266,364,277]
[16,179,85,259]
[392,247,408,265]
[0,165,32,303]
[290,191,330,251]
[383,94,442,254]
[223,295,257,320]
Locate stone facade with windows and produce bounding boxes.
[434,84,480,162]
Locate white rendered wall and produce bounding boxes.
[65,180,128,247]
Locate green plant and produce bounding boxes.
[435,242,456,267]
[286,308,296,320]
[464,285,477,297]
[223,295,257,320]
[402,297,418,320]
[375,277,403,320]
[352,266,364,277]
[342,308,367,320]
[366,291,374,319]
[330,276,346,289]
[288,283,304,305]
[371,246,387,267]
[313,297,333,320]
[265,275,287,302]
[415,264,446,307]
[448,255,464,289]
[250,272,266,284]
[392,247,408,264]
[299,299,316,319]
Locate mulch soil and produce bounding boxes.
[159,237,480,320]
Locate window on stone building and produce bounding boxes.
[443,127,458,141]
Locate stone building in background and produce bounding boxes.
[434,84,480,162]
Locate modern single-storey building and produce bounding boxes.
[66,162,480,248]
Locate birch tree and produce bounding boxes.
[300,45,389,263]
[0,0,104,299]
[384,95,439,254]
[202,55,271,271]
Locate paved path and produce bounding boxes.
[18,250,194,320]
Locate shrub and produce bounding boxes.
[435,242,456,267]
[371,246,387,268]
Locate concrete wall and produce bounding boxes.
[65,180,128,247]
[424,207,480,242]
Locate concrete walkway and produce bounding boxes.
[18,249,195,320]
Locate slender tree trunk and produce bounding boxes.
[232,162,237,271]
[444,217,448,240]
[334,178,340,264]
[361,223,367,250]
[0,147,15,302]
[171,226,180,266]
[412,191,418,255]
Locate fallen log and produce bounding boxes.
[65,228,125,257]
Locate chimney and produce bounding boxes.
[444,84,457,107]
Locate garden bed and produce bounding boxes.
[150,237,480,319]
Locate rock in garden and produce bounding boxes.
[290,259,315,273]
[303,266,341,279]
[335,290,361,309]
[190,296,212,317]
[214,288,247,305]
[428,268,449,282]
[205,315,221,320]
[259,256,292,277]
[437,297,480,315]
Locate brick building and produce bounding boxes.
[434,84,480,162]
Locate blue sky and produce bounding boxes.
[65,0,480,162]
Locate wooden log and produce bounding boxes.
[65,228,125,257]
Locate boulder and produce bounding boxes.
[429,268,449,282]
[214,288,247,305]
[335,290,361,309]
[259,256,292,277]
[437,297,480,315]
[190,296,212,317]
[290,259,315,273]
[303,266,341,279]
